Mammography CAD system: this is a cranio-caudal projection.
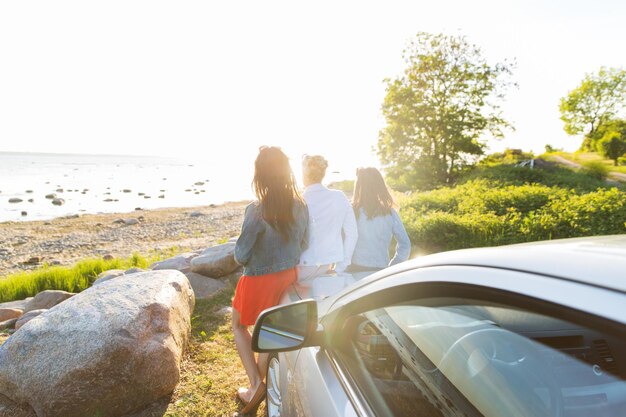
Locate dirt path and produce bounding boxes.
[548,155,626,182]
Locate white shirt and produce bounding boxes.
[299,183,358,272]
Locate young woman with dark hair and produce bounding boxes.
[349,167,410,272]
[232,146,308,413]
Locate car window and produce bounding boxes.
[336,300,626,417]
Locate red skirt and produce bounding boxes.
[232,267,297,326]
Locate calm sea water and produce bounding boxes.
[0,152,255,222]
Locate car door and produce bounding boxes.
[317,266,626,417]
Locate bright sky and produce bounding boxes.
[1,0,625,176]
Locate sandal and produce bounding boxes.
[241,382,266,414]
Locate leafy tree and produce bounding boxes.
[559,67,626,150]
[596,119,626,165]
[377,32,514,190]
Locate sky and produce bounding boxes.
[1,0,626,177]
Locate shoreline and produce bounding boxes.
[0,201,249,277]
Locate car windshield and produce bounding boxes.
[341,302,626,417]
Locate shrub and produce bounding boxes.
[400,180,626,254]
[581,161,609,180]
[460,163,612,192]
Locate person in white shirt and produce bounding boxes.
[298,155,358,281]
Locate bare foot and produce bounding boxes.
[237,381,263,404]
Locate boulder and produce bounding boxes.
[44,194,56,199]
[190,243,238,278]
[0,319,17,331]
[0,270,195,417]
[51,198,64,206]
[189,211,204,217]
[8,198,22,204]
[23,290,74,313]
[149,253,198,272]
[93,269,125,286]
[184,272,226,299]
[222,268,243,287]
[124,218,139,226]
[0,299,32,311]
[0,394,36,417]
[15,309,47,331]
[125,267,145,275]
[0,309,22,322]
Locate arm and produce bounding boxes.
[234,203,262,266]
[389,209,411,266]
[335,197,358,273]
[300,203,310,252]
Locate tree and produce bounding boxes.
[377,33,514,190]
[595,119,626,166]
[559,67,626,150]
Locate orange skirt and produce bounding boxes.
[232,267,297,326]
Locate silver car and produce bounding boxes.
[252,235,626,417]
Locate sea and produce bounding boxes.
[0,152,256,222]
[0,152,353,222]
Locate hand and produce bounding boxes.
[334,262,349,273]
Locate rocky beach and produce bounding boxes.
[0,202,248,277]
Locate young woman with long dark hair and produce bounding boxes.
[232,146,308,413]
[349,167,410,272]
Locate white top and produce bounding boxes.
[299,183,358,272]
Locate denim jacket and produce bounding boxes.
[234,200,309,276]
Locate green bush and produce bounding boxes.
[460,163,612,192]
[581,161,609,180]
[400,181,626,254]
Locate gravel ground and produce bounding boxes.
[0,202,248,277]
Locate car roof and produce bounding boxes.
[380,235,626,294]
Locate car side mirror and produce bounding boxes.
[252,299,319,353]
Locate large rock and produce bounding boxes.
[93,269,126,286]
[0,319,17,331]
[23,290,74,313]
[150,253,198,272]
[0,270,195,417]
[14,310,47,331]
[0,309,22,322]
[184,272,226,299]
[0,394,36,417]
[0,299,31,311]
[190,243,238,278]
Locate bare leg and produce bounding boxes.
[257,352,269,381]
[232,308,263,402]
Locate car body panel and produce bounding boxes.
[265,236,626,417]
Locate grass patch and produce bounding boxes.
[164,286,260,417]
[0,247,181,302]
[552,151,626,174]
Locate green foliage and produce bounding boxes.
[595,120,626,165]
[460,163,610,192]
[328,180,355,192]
[480,149,534,166]
[544,144,562,153]
[377,32,515,190]
[0,249,178,302]
[559,67,626,148]
[581,161,610,180]
[400,166,626,254]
